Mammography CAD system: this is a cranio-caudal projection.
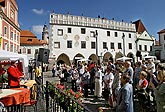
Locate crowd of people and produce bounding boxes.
[52,59,165,112]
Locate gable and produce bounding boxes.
[137,31,154,41]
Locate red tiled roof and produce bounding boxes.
[157,29,165,34]
[20,30,47,46]
[133,19,146,33]
[20,30,36,37]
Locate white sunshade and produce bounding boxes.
[116,56,132,62]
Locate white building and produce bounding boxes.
[49,13,137,65]
[157,29,165,62]
[133,20,155,60]
[20,30,48,61]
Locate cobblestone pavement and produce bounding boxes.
[26,70,141,112]
[43,70,114,112]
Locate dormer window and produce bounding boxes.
[27,39,32,41]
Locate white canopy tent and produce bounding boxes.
[0,50,29,74]
[116,56,132,62]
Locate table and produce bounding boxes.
[0,88,30,106]
[20,80,37,100]
[20,80,36,89]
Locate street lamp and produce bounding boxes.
[95,30,98,56]
[122,33,125,56]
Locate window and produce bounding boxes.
[27,39,32,41]
[144,45,147,51]
[118,43,122,49]
[4,27,7,35]
[11,32,13,40]
[128,43,132,49]
[164,35,165,40]
[67,41,72,48]
[57,29,63,36]
[150,46,152,51]
[10,44,13,52]
[10,9,14,19]
[107,31,110,36]
[103,42,107,49]
[23,47,26,53]
[27,49,31,54]
[68,28,71,33]
[139,45,142,50]
[114,32,118,37]
[14,34,16,41]
[91,42,96,49]
[4,43,8,51]
[81,41,86,48]
[19,49,21,53]
[110,42,114,49]
[51,15,53,18]
[54,42,60,48]
[35,49,39,54]
[129,34,131,38]
[90,31,95,37]
[14,46,17,52]
[81,28,86,34]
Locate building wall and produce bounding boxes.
[0,0,20,52]
[136,31,155,57]
[49,13,137,63]
[159,33,165,60]
[20,45,44,60]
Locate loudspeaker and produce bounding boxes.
[136,51,141,57]
[38,48,50,63]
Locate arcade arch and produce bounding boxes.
[56,53,71,65]
[103,52,113,63]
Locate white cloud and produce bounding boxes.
[32,8,44,15]
[32,25,43,34]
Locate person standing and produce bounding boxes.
[52,64,56,77]
[7,60,25,88]
[149,70,165,112]
[112,67,122,96]
[71,66,79,92]
[116,74,134,112]
[124,61,133,84]
[35,66,42,84]
[94,66,103,98]
[82,67,90,97]
[103,66,114,104]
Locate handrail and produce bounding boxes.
[46,81,93,112]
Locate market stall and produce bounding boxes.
[0,50,28,75]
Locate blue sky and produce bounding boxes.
[17,0,165,40]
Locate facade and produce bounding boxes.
[0,0,21,52]
[49,13,137,65]
[20,30,48,60]
[157,29,165,61]
[133,20,155,60]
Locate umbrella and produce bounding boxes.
[116,56,132,62]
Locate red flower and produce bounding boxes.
[57,84,64,89]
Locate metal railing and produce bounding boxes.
[45,81,92,112]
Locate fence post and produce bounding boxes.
[46,81,49,112]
